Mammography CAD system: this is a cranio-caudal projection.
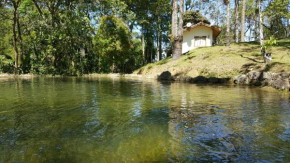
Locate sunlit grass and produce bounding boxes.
[134,38,290,78]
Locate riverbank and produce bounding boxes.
[1,39,289,91]
[133,38,290,91]
[1,72,289,91]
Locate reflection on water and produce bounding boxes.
[0,77,289,162]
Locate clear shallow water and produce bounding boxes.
[0,77,289,163]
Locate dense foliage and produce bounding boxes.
[183,11,210,26]
[0,0,289,74]
[0,0,171,75]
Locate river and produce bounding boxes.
[0,77,289,162]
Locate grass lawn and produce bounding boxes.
[134,38,290,78]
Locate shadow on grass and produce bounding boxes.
[242,41,260,46]
[185,55,196,61]
[277,38,290,49]
[240,54,264,63]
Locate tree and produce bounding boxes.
[258,0,263,46]
[9,0,22,74]
[264,0,290,39]
[171,0,184,60]
[95,16,132,73]
[241,0,245,42]
[224,0,230,46]
[183,10,210,26]
[234,0,239,43]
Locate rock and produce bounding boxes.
[247,71,262,80]
[234,71,290,91]
[262,72,271,80]
[271,78,290,90]
[270,73,280,80]
[233,74,248,84]
[157,71,172,80]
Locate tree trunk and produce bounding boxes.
[12,0,20,74]
[287,18,289,37]
[171,0,178,60]
[241,0,246,42]
[258,0,263,46]
[171,0,177,38]
[141,31,145,64]
[226,1,230,46]
[16,13,24,73]
[158,26,162,61]
[254,0,258,41]
[172,0,183,60]
[177,0,184,57]
[234,0,239,43]
[171,0,184,60]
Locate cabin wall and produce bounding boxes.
[182,26,213,54]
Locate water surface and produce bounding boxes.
[0,77,289,162]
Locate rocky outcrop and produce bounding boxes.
[157,71,173,80]
[234,71,290,91]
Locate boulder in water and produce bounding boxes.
[158,71,173,81]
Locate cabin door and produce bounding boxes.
[194,36,206,47]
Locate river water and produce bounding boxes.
[0,77,289,163]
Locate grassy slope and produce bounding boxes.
[134,38,290,78]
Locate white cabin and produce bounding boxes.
[182,22,221,54]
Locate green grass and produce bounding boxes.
[134,38,290,78]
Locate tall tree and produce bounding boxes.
[172,0,184,60]
[258,0,263,46]
[241,0,245,42]
[224,0,230,46]
[10,0,22,74]
[234,0,239,43]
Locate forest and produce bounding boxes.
[0,0,289,75]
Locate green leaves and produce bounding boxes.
[262,36,277,50]
[95,16,133,73]
[183,11,211,26]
